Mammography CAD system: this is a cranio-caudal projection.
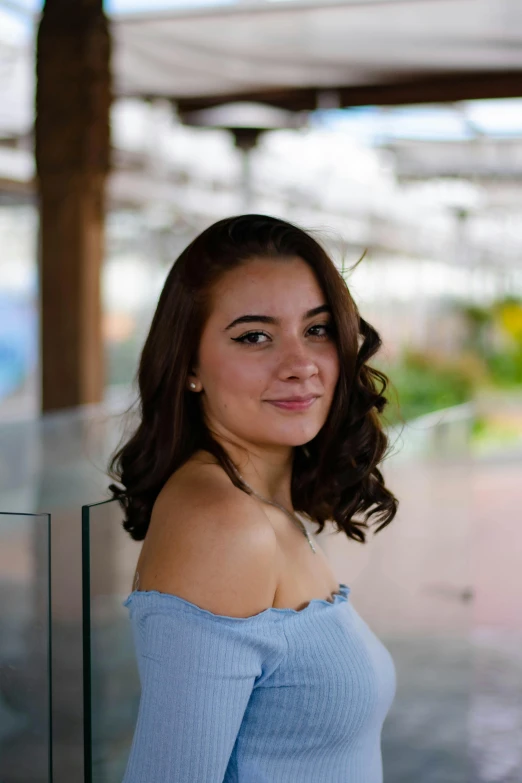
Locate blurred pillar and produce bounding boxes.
[35,0,111,412]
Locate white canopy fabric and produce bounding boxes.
[112,0,522,111]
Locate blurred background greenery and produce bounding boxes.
[377,295,522,454]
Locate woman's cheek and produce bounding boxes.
[230,358,267,391]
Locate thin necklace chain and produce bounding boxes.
[235,471,317,554]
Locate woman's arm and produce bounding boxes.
[122,598,285,783]
[123,484,281,782]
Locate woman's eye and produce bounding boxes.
[231,331,270,345]
[232,324,333,345]
[308,322,333,338]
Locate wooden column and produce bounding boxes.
[35,0,111,412]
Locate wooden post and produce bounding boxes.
[35,0,111,412]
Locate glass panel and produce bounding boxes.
[0,512,52,783]
[82,499,141,783]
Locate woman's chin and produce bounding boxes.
[255,425,321,448]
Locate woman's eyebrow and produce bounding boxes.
[224,304,331,331]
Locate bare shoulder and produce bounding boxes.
[136,458,279,618]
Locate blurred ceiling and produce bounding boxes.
[112,0,522,112]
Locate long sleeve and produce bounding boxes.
[122,590,287,783]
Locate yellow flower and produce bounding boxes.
[498,303,522,340]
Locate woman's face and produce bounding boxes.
[190,256,340,453]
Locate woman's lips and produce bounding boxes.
[266,397,318,411]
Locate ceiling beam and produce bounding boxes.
[164,70,522,115]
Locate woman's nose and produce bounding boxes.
[277,341,318,380]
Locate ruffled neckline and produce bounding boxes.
[123,582,351,623]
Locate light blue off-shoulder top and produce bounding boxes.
[121,582,396,783]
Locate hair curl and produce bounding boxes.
[108,214,399,543]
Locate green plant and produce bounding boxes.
[485,345,522,387]
[376,348,476,424]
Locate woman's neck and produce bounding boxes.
[198,444,295,507]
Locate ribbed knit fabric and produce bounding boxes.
[122,582,396,783]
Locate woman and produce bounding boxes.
[108,214,399,783]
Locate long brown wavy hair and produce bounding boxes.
[108,214,399,543]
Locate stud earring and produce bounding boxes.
[189,382,196,390]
